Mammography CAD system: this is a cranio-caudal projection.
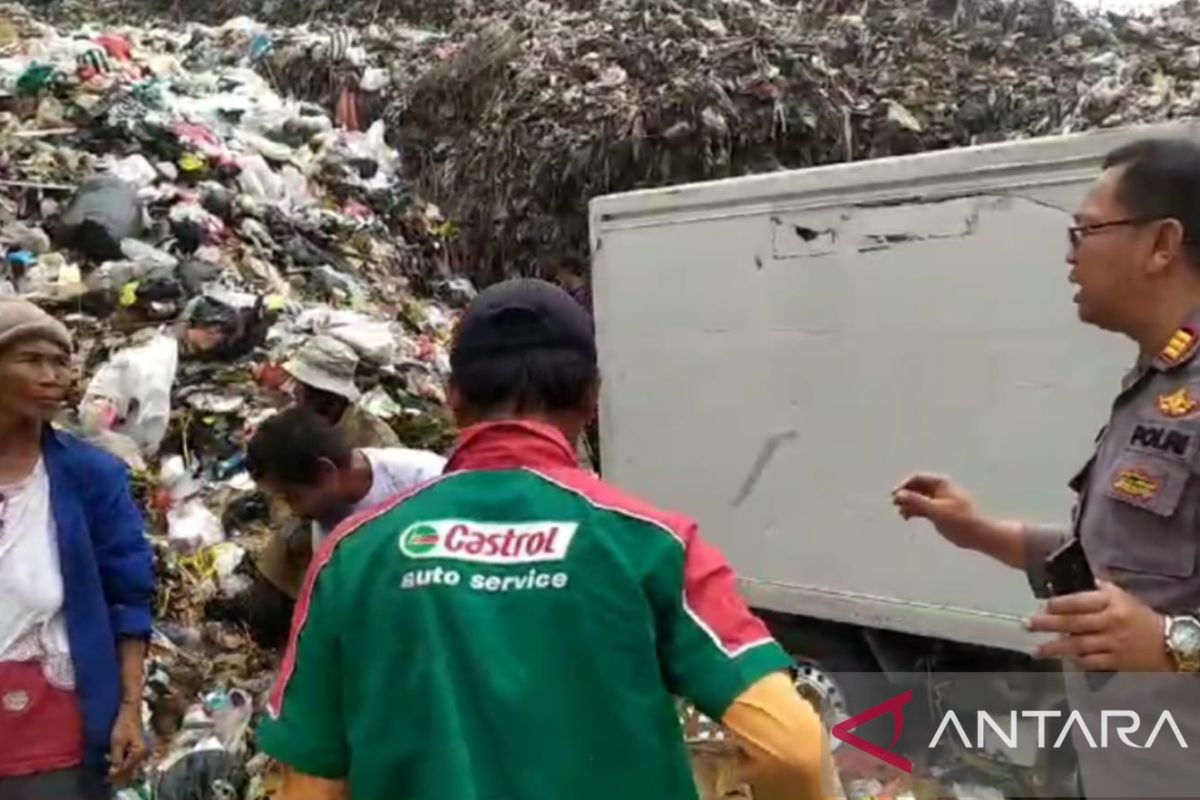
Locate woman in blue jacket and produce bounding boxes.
[0,298,154,799]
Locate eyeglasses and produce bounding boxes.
[1067,217,1160,248]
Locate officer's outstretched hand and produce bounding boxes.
[891,473,988,550]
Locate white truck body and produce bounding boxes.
[588,120,1200,657]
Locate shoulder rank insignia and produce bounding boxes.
[1157,326,1199,369]
[1159,387,1200,418]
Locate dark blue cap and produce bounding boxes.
[449,278,596,371]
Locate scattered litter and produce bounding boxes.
[7,0,1180,795]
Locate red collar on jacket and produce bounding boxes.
[444,420,578,472]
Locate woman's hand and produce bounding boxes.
[108,700,148,786]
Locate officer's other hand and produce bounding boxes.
[891,473,986,548]
[1026,579,1172,671]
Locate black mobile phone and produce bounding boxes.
[1045,537,1096,596]
[1042,538,1112,689]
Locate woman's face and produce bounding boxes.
[0,338,70,422]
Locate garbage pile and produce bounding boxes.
[375,0,1200,283]
[0,5,467,796]
[112,0,1192,286]
[1,0,1189,795]
[48,0,1200,283]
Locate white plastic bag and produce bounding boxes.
[120,238,178,269]
[167,498,223,554]
[360,67,389,92]
[108,154,159,189]
[292,307,397,365]
[320,119,398,188]
[236,154,313,211]
[79,332,179,455]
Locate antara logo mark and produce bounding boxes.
[830,690,914,774]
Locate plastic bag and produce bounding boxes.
[78,332,179,455]
[320,119,398,187]
[56,175,144,262]
[156,744,247,800]
[159,454,203,502]
[314,264,369,305]
[292,307,397,365]
[182,294,278,360]
[2,222,51,254]
[108,154,158,189]
[206,689,254,753]
[235,155,312,210]
[121,238,178,270]
[360,67,389,91]
[167,498,224,554]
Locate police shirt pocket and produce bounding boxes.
[1101,453,1196,577]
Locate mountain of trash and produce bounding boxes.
[38,0,1200,283]
[373,0,1200,284]
[64,0,1194,285]
[3,0,1197,795]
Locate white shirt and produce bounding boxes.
[313,447,446,547]
[0,460,74,688]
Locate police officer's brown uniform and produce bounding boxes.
[1025,312,1200,799]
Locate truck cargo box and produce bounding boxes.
[588,120,1200,656]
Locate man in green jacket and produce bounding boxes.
[258,278,830,800]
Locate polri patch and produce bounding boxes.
[1158,387,1200,418]
[1111,466,1161,502]
[1130,424,1192,457]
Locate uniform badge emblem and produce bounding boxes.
[1159,327,1198,367]
[1112,467,1160,501]
[1159,387,1199,418]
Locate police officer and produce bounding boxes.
[893,137,1200,797]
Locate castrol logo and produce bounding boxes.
[398,520,579,564]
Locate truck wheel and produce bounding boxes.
[759,615,917,764]
[792,657,851,732]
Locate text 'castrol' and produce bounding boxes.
[399,520,579,564]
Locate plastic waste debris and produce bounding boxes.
[156,741,248,800]
[121,238,179,270]
[16,63,56,96]
[291,306,398,365]
[56,175,144,263]
[360,67,390,92]
[95,33,132,62]
[7,250,35,270]
[206,688,254,753]
[184,392,246,414]
[361,385,403,420]
[166,499,224,554]
[182,294,278,360]
[159,455,203,504]
[313,263,369,306]
[3,222,51,255]
[320,119,398,188]
[108,154,159,189]
[79,331,180,456]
